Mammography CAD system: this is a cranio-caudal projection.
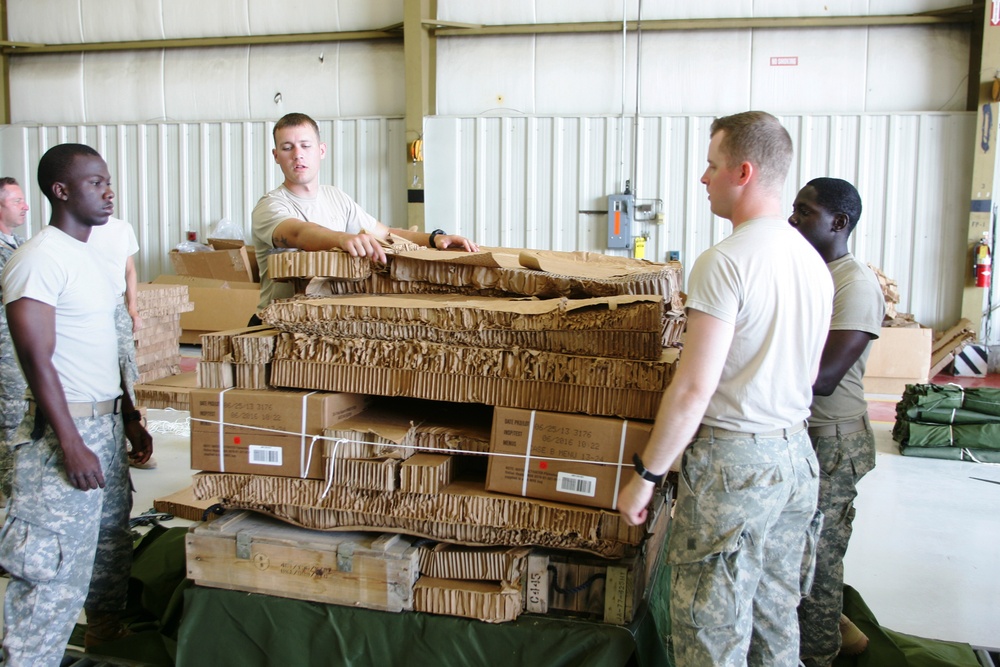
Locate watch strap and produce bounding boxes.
[428,228,445,249]
[632,452,665,485]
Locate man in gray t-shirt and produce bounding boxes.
[251,112,480,315]
[619,112,832,667]
[789,178,884,665]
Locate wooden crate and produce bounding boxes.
[525,484,671,624]
[186,510,419,612]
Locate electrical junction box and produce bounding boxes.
[607,194,634,249]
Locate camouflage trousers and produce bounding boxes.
[116,302,139,404]
[798,420,876,667]
[666,426,821,667]
[0,409,133,667]
[0,395,28,499]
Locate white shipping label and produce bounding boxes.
[248,445,283,466]
[556,472,596,497]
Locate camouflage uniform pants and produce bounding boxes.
[0,396,27,499]
[0,409,133,667]
[798,420,876,667]
[666,427,821,667]
[116,302,139,404]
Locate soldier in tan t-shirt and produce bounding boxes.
[789,177,885,666]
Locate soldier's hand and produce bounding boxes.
[433,234,479,252]
[617,476,654,526]
[126,422,153,465]
[338,232,387,264]
[63,444,105,491]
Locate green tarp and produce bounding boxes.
[894,384,1000,458]
[833,586,981,667]
[75,524,984,667]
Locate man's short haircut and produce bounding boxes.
[0,177,19,200]
[37,144,101,204]
[273,112,320,144]
[807,177,863,233]
[710,111,793,190]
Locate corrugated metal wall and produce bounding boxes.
[0,117,407,282]
[425,112,975,331]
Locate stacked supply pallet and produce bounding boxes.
[187,246,680,623]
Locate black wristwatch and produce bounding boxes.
[428,229,445,249]
[123,410,143,424]
[633,453,665,485]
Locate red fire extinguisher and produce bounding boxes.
[974,233,992,288]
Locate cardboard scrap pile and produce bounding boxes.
[133,282,194,384]
[197,325,278,390]
[133,284,197,410]
[273,246,686,347]
[181,247,679,624]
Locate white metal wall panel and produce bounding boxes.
[750,28,869,113]
[9,54,85,124]
[426,112,974,330]
[0,118,406,283]
[435,36,537,116]
[6,0,85,43]
[84,51,167,123]
[638,30,752,115]
[79,0,166,42]
[438,1,965,23]
[162,0,251,39]
[865,26,969,112]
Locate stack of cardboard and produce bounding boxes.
[197,325,277,390]
[133,283,194,384]
[186,247,679,623]
[274,247,686,348]
[133,283,199,411]
[868,263,901,322]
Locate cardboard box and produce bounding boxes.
[486,407,653,511]
[863,327,933,395]
[190,388,371,479]
[186,510,419,612]
[170,240,258,283]
[152,275,260,342]
[134,371,198,411]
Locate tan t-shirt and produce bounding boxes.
[809,254,885,425]
[686,217,833,433]
[251,184,379,311]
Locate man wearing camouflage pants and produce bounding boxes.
[618,111,833,666]
[789,178,884,665]
[0,177,29,501]
[0,143,153,666]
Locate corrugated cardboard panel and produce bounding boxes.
[418,544,530,583]
[413,577,522,623]
[193,473,647,557]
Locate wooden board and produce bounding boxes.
[186,510,419,612]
